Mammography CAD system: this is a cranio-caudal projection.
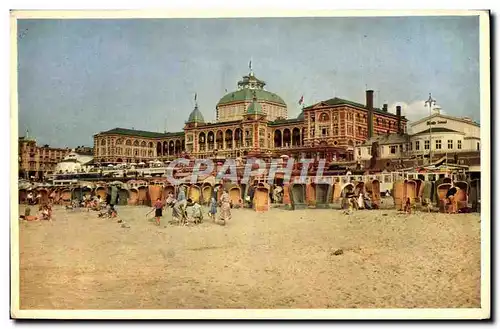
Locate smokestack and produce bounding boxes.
[383,104,388,112]
[366,90,374,138]
[396,105,402,134]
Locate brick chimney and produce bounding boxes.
[396,105,402,134]
[366,90,374,138]
[383,104,388,112]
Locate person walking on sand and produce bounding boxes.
[150,197,164,226]
[208,196,217,220]
[219,189,232,223]
[172,196,188,225]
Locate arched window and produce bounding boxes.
[101,139,106,146]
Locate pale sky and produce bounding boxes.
[17,16,480,148]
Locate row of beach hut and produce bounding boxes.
[392,177,480,212]
[18,176,480,213]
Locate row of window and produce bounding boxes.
[218,105,286,118]
[24,147,67,156]
[411,139,463,151]
[100,139,158,147]
[359,139,480,156]
[316,112,401,128]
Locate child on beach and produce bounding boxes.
[108,204,118,218]
[208,196,217,219]
[152,198,164,226]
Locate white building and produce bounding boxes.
[55,150,93,173]
[355,109,481,168]
[409,111,480,154]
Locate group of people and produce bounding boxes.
[25,191,42,205]
[342,192,378,214]
[148,185,233,227]
[20,203,53,221]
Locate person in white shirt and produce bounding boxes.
[27,191,34,204]
[357,193,364,209]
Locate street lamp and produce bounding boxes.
[425,93,436,164]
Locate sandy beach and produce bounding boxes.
[18,204,481,309]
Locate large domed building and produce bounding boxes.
[93,68,407,164]
[216,72,288,122]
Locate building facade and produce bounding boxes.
[354,109,481,171]
[18,131,72,179]
[409,111,481,155]
[93,70,408,164]
[93,128,185,164]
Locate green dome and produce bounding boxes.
[187,105,205,123]
[247,99,264,115]
[217,88,286,107]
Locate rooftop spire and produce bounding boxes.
[249,59,253,76]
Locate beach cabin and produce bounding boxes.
[228,184,242,208]
[312,178,332,208]
[469,179,480,212]
[437,183,452,213]
[254,182,271,212]
[289,181,307,210]
[148,181,165,205]
[187,184,202,204]
[453,181,469,209]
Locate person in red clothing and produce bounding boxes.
[152,198,164,226]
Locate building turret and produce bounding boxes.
[185,94,205,128]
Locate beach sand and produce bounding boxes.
[18,203,481,309]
